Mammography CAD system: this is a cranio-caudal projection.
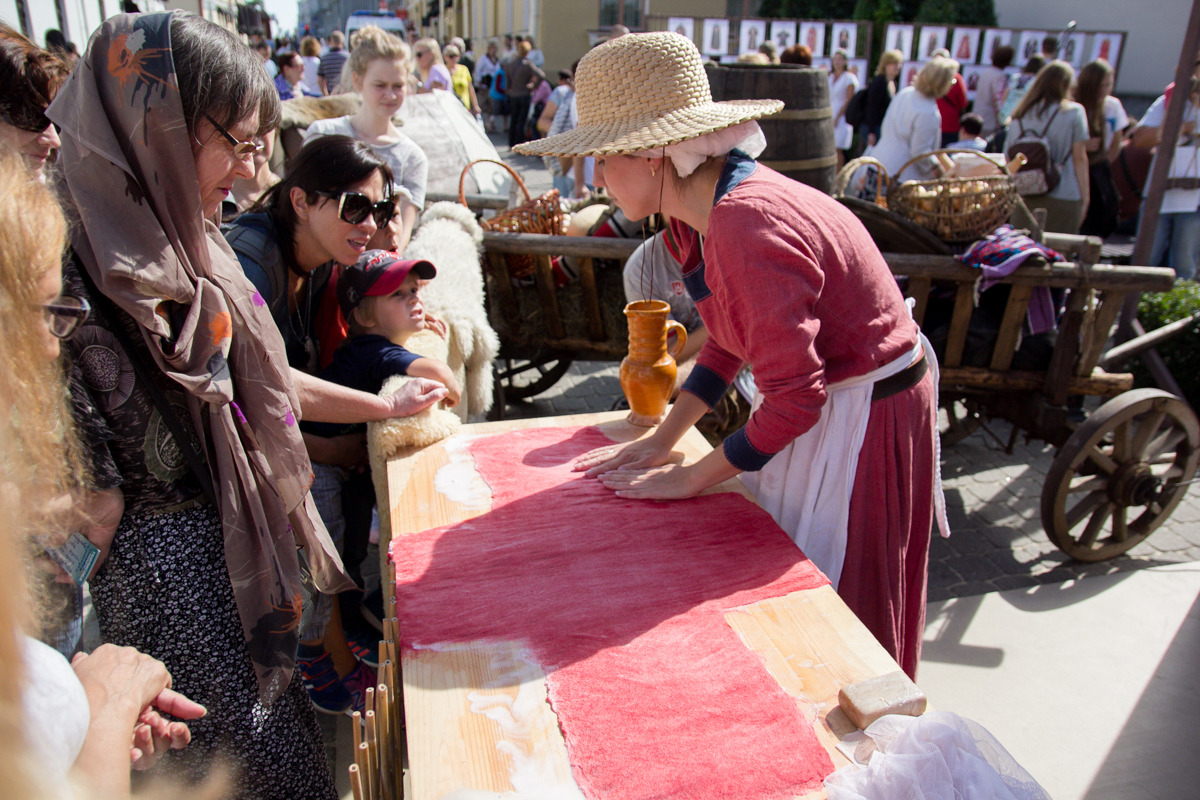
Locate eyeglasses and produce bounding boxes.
[316,191,396,227]
[204,114,264,159]
[40,295,91,339]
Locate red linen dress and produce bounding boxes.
[673,151,937,676]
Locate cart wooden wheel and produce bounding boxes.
[1041,389,1200,562]
[496,356,573,401]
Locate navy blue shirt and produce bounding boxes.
[301,335,423,438]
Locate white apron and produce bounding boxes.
[740,325,949,589]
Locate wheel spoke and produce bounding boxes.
[1144,428,1186,463]
[1113,419,1133,461]
[1067,474,1109,495]
[1130,410,1167,459]
[1083,444,1119,475]
[1112,507,1128,543]
[1078,501,1115,549]
[1066,490,1108,530]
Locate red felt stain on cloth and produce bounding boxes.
[390,425,835,799]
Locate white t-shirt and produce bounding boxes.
[1102,95,1130,150]
[304,116,430,209]
[623,232,702,333]
[300,55,322,95]
[829,70,860,150]
[1137,93,1200,201]
[867,86,942,181]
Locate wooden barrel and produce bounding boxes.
[705,64,836,194]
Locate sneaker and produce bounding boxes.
[298,651,353,715]
[342,662,378,716]
[346,627,382,668]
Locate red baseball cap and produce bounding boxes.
[338,249,436,318]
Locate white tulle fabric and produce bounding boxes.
[627,120,768,178]
[825,712,1051,800]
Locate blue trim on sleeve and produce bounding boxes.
[680,363,730,409]
[722,427,774,472]
[681,258,711,302]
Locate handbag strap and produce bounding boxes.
[74,261,219,510]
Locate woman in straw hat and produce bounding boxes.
[517,32,946,677]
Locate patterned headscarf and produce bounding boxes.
[47,11,352,703]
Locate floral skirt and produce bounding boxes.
[91,504,336,800]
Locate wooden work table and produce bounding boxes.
[380,410,908,800]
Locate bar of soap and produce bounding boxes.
[838,670,927,730]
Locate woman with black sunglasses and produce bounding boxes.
[224,133,448,715]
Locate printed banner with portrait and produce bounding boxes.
[770,20,797,51]
[1090,32,1123,67]
[831,22,857,56]
[739,19,767,55]
[951,27,980,64]
[885,23,914,60]
[702,18,730,56]
[981,28,1012,64]
[918,26,947,60]
[799,21,826,58]
[668,17,695,43]
[1018,30,1046,64]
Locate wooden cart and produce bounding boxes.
[480,231,641,404]
[475,226,1200,562]
[887,232,1199,562]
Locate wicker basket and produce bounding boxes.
[887,150,1016,243]
[459,159,563,279]
[833,156,889,208]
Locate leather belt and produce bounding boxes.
[871,355,928,402]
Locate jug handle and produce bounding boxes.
[665,320,688,360]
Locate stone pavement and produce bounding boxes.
[486,133,1200,603]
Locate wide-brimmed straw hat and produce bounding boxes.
[512,32,783,158]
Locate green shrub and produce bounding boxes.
[1132,280,1200,408]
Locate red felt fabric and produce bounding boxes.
[391,425,835,799]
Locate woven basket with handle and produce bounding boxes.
[887,149,1016,242]
[459,159,563,279]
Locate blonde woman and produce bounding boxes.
[305,25,429,254]
[1005,60,1090,233]
[299,35,322,96]
[863,48,902,147]
[414,36,452,92]
[444,43,481,115]
[516,32,941,678]
[868,56,960,182]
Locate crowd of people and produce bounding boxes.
[0,8,1196,798]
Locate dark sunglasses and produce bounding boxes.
[316,191,396,227]
[40,294,91,339]
[204,114,264,159]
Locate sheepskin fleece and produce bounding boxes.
[402,201,498,420]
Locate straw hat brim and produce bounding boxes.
[512,98,784,158]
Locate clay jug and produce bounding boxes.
[620,299,688,426]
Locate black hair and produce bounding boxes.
[43,28,68,53]
[169,12,281,137]
[959,113,983,137]
[274,50,300,71]
[991,45,1015,70]
[253,135,395,269]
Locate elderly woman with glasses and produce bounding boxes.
[49,12,443,796]
[517,32,944,680]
